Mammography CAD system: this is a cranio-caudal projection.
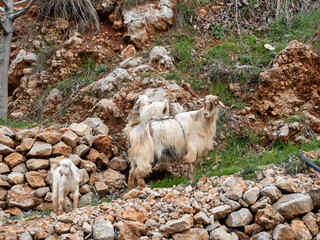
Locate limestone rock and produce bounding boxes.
[308,188,320,208]
[73,144,90,158]
[0,187,7,200]
[95,182,109,196]
[92,220,115,240]
[27,141,52,157]
[251,232,272,240]
[274,194,314,220]
[275,177,298,193]
[19,232,32,240]
[225,184,243,200]
[4,152,26,169]
[0,144,14,155]
[272,224,295,240]
[108,157,128,171]
[80,160,97,172]
[15,129,35,141]
[255,205,284,229]
[26,159,50,170]
[261,185,282,203]
[38,132,62,145]
[0,162,10,174]
[79,192,96,206]
[210,227,238,240]
[291,219,312,240]
[0,135,15,149]
[244,223,262,236]
[243,187,260,205]
[166,214,193,234]
[54,222,72,235]
[70,123,92,137]
[148,46,174,70]
[7,172,25,185]
[194,211,211,226]
[93,135,112,155]
[25,171,47,188]
[79,168,90,186]
[0,126,14,137]
[52,141,72,156]
[251,196,271,212]
[11,163,28,173]
[118,221,147,240]
[302,212,319,236]
[225,208,253,227]
[211,205,232,220]
[35,187,50,198]
[92,68,132,98]
[99,169,125,188]
[172,228,209,240]
[15,138,35,152]
[7,185,35,210]
[62,130,79,148]
[86,148,100,162]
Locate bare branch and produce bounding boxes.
[14,0,28,6]
[9,0,37,20]
[0,18,9,34]
[0,6,4,12]
[1,0,10,10]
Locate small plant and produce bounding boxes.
[95,64,107,75]
[164,71,184,83]
[283,115,304,123]
[36,41,58,73]
[150,174,189,189]
[210,24,226,39]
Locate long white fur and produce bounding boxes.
[51,159,80,215]
[126,95,225,189]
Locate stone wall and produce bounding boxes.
[0,118,127,213]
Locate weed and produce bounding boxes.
[283,115,304,123]
[56,77,95,96]
[150,174,190,189]
[0,118,32,129]
[174,1,196,29]
[210,24,227,39]
[95,64,107,75]
[164,71,184,83]
[240,167,261,180]
[106,89,119,98]
[36,41,58,73]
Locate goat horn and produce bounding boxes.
[218,101,229,109]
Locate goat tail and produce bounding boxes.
[127,122,155,179]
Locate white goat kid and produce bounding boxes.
[135,95,170,122]
[126,95,227,189]
[51,159,80,215]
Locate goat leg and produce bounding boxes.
[58,190,65,215]
[136,174,146,190]
[128,168,136,189]
[72,189,79,211]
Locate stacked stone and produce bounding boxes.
[2,164,320,239]
[0,118,128,214]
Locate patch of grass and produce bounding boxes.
[172,34,194,72]
[150,174,190,189]
[210,82,246,109]
[283,115,305,123]
[268,9,320,46]
[205,137,320,178]
[0,118,32,129]
[164,71,184,83]
[36,41,58,73]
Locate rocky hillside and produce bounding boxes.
[1,0,320,239]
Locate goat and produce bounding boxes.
[126,95,227,189]
[51,159,80,215]
[129,95,170,123]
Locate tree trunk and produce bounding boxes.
[0,1,14,121]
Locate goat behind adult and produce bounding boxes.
[126,95,227,189]
[131,95,170,122]
[51,158,80,215]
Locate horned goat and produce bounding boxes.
[126,95,227,189]
[51,159,80,215]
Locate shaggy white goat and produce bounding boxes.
[51,159,80,215]
[131,95,170,122]
[126,95,227,189]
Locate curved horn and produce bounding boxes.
[218,101,229,109]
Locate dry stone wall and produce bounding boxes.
[0,118,127,212]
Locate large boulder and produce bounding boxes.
[7,185,35,210]
[274,193,314,220]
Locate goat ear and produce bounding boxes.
[70,161,79,177]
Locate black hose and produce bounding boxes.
[298,153,320,172]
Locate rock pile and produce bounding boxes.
[250,41,320,133]
[0,118,127,213]
[1,163,320,239]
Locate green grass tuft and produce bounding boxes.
[0,119,32,129]
[150,174,190,189]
